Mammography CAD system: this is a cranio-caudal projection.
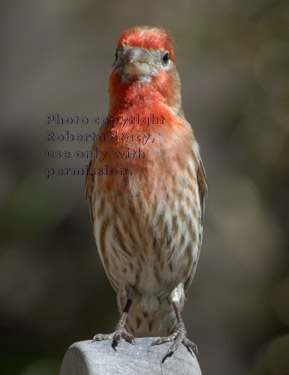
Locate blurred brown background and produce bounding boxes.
[0,0,288,374]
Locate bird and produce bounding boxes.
[85,25,207,356]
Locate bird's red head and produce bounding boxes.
[117,26,176,63]
[109,26,182,116]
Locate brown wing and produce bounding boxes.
[197,155,208,223]
[183,153,207,292]
[85,120,109,222]
[85,158,96,222]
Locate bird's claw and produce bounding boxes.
[151,328,198,355]
[92,329,136,345]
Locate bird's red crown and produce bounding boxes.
[117,26,176,62]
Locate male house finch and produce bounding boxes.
[85,26,207,355]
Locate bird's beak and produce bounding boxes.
[123,47,152,76]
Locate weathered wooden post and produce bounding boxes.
[60,338,202,375]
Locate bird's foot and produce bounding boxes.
[92,299,135,346]
[92,328,136,345]
[151,322,197,356]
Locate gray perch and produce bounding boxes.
[60,338,202,375]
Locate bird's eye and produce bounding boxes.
[162,52,170,64]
